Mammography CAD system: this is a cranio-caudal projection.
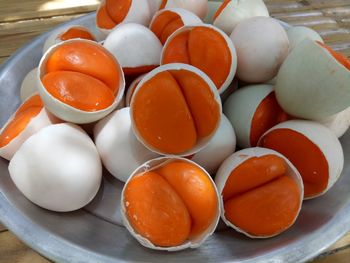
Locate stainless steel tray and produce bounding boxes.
[1,5,350,263]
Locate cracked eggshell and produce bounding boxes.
[94,107,160,182]
[316,107,350,138]
[103,23,162,74]
[37,39,125,124]
[96,0,151,36]
[9,123,102,212]
[230,16,289,83]
[191,114,236,175]
[275,39,350,120]
[223,84,274,148]
[162,24,237,94]
[287,26,323,50]
[163,0,208,20]
[20,68,39,101]
[213,0,269,35]
[126,74,146,107]
[259,120,344,199]
[130,63,222,157]
[215,147,304,238]
[121,156,220,251]
[42,25,96,54]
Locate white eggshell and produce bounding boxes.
[94,107,160,182]
[220,78,238,102]
[230,17,289,83]
[287,26,323,50]
[121,156,220,250]
[275,39,350,120]
[191,115,236,175]
[9,123,102,212]
[224,85,273,148]
[42,25,96,54]
[130,63,222,156]
[37,39,125,124]
[161,24,237,94]
[259,120,344,199]
[147,0,163,16]
[215,147,304,238]
[317,107,350,138]
[104,23,162,70]
[126,74,146,107]
[0,106,60,161]
[20,68,39,101]
[164,0,208,20]
[213,0,269,35]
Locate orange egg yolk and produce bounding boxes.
[96,3,117,30]
[0,95,43,148]
[159,0,168,10]
[127,79,142,105]
[123,65,158,76]
[104,0,131,25]
[250,92,290,146]
[317,41,350,70]
[162,26,232,90]
[213,0,231,20]
[59,28,95,41]
[259,128,329,198]
[131,69,220,154]
[150,10,185,45]
[124,160,218,247]
[43,41,122,111]
[222,155,301,237]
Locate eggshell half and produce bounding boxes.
[126,74,146,107]
[213,0,269,35]
[215,147,304,238]
[20,68,39,101]
[9,123,102,212]
[287,26,323,50]
[163,0,208,20]
[191,114,236,175]
[121,156,220,251]
[94,107,160,182]
[275,39,350,120]
[317,107,350,138]
[258,120,344,199]
[38,39,125,124]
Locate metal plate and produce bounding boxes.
[1,4,350,263]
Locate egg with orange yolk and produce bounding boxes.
[213,0,269,35]
[9,123,102,212]
[230,16,289,83]
[130,63,222,156]
[96,0,151,35]
[0,94,60,160]
[126,74,146,107]
[94,107,160,182]
[104,23,162,76]
[149,8,202,45]
[20,68,39,101]
[215,147,303,238]
[121,157,220,250]
[258,120,344,199]
[42,25,96,54]
[161,24,237,94]
[275,39,350,120]
[224,85,289,148]
[38,39,125,124]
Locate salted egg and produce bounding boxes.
[121,157,220,250]
[9,123,102,212]
[126,74,145,107]
[215,147,303,238]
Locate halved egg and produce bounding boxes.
[126,74,145,107]
[103,23,162,76]
[213,0,269,35]
[150,8,202,45]
[121,157,220,250]
[287,26,323,51]
[20,68,38,101]
[230,16,289,83]
[215,147,303,238]
[0,94,60,160]
[38,39,125,124]
[94,107,160,182]
[275,39,350,120]
[161,24,237,93]
[224,85,289,148]
[96,0,151,35]
[258,120,344,199]
[9,123,102,212]
[42,25,96,54]
[130,63,222,156]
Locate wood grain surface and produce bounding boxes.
[0,0,350,262]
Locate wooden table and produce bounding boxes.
[0,0,350,262]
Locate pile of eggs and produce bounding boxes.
[2,0,350,251]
